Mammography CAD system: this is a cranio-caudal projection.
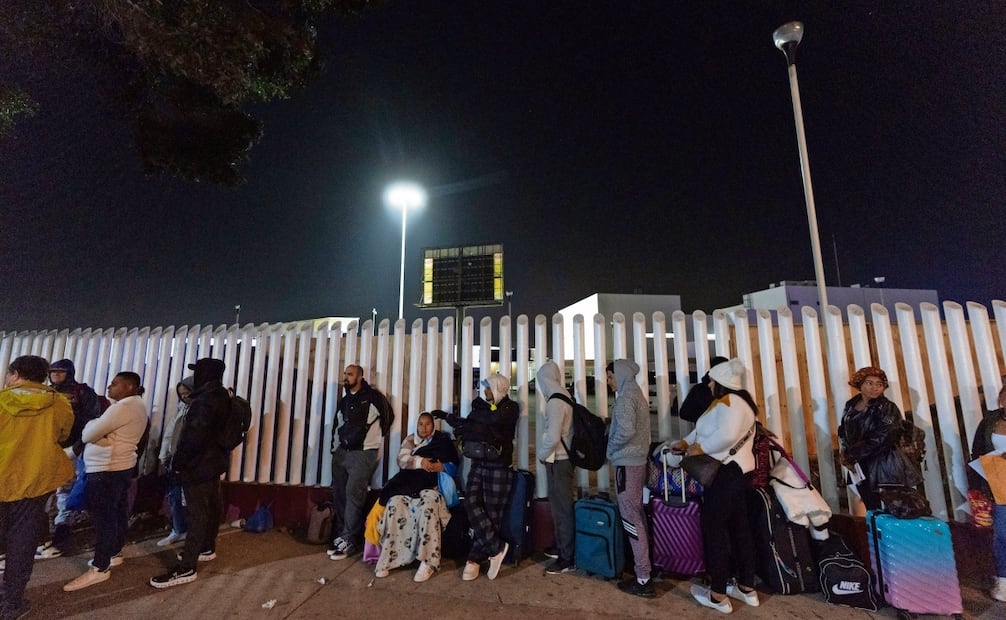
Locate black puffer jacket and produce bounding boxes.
[173,360,230,483]
[838,394,922,490]
[443,396,519,468]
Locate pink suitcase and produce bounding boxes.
[649,456,704,576]
[867,510,963,617]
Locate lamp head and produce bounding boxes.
[384,181,427,211]
[773,21,804,65]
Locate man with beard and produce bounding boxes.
[328,364,391,561]
[150,358,229,589]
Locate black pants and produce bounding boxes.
[700,462,756,594]
[1,495,47,608]
[178,478,221,571]
[85,469,132,570]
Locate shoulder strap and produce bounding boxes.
[727,423,757,456]
[549,393,574,406]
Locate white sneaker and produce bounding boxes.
[726,582,760,607]
[992,576,1006,602]
[487,542,509,580]
[88,553,123,569]
[691,584,733,614]
[35,542,62,560]
[63,566,111,592]
[414,561,434,583]
[462,561,480,581]
[157,531,186,547]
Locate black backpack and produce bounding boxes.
[548,393,608,471]
[219,394,252,450]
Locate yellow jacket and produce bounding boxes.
[0,381,74,501]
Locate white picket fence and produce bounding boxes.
[2,300,1004,523]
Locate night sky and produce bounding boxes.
[2,2,1003,332]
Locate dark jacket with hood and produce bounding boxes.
[50,358,103,451]
[335,379,389,451]
[173,359,231,483]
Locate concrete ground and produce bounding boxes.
[15,524,1003,620]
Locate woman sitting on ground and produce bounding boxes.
[374,411,459,583]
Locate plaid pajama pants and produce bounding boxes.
[464,462,513,563]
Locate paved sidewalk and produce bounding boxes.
[18,526,1000,619]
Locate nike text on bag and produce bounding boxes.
[550,393,608,471]
[815,534,879,611]
[219,395,253,450]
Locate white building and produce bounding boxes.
[557,293,682,361]
[734,281,939,323]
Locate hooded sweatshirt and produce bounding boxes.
[49,358,102,448]
[535,361,572,463]
[0,381,74,501]
[159,376,195,463]
[606,359,650,467]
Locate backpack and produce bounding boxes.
[548,393,608,471]
[219,394,252,450]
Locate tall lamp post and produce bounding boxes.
[773,21,829,309]
[384,182,427,321]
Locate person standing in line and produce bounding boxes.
[838,366,922,514]
[669,358,760,614]
[35,358,103,559]
[437,372,519,581]
[0,355,74,620]
[606,359,654,598]
[969,384,1006,602]
[63,372,149,592]
[328,364,391,561]
[150,358,230,589]
[677,356,729,424]
[157,376,194,547]
[535,360,576,575]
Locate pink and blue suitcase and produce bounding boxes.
[648,455,704,576]
[867,510,963,618]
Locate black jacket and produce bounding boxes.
[444,396,519,467]
[334,379,388,450]
[838,394,921,490]
[173,377,230,483]
[969,408,1005,495]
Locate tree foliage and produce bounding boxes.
[0,0,376,185]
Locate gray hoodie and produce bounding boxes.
[535,361,572,463]
[606,359,650,467]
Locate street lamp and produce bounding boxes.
[773,21,829,309]
[383,181,427,320]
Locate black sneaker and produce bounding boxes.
[330,540,358,561]
[544,559,575,575]
[617,577,656,598]
[543,546,559,559]
[149,568,197,589]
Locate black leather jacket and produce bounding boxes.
[838,394,921,490]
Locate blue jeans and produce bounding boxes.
[85,469,132,571]
[994,504,1006,576]
[166,480,188,534]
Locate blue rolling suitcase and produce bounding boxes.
[501,469,534,565]
[574,496,624,579]
[867,510,963,618]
